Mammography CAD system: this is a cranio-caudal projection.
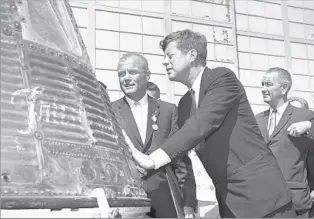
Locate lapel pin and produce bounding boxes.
[151,114,157,123]
[152,124,158,131]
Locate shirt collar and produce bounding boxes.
[269,101,289,116]
[125,94,148,107]
[190,67,205,105]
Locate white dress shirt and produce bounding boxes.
[149,68,217,204]
[268,102,289,133]
[125,94,148,143]
[187,69,217,203]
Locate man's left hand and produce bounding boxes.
[287,121,311,137]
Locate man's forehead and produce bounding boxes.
[118,58,144,70]
[165,41,179,52]
[262,72,278,81]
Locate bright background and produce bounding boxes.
[69,0,314,113]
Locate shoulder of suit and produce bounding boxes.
[256,109,269,118]
[290,105,313,118]
[112,97,124,109]
[156,99,177,109]
[206,66,238,84]
[211,66,235,76]
[256,111,263,118]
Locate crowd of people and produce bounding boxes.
[104,29,314,218]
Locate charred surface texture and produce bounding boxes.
[1,0,150,210]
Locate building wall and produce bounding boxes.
[69,0,314,113]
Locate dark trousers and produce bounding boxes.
[296,209,310,218]
[309,202,314,218]
[264,201,297,218]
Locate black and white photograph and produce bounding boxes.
[1,0,314,218]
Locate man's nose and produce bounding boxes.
[124,71,132,79]
[261,86,267,92]
[162,57,169,66]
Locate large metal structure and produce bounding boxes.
[0,0,150,215]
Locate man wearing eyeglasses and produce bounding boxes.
[111,53,197,218]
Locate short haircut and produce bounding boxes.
[147,81,160,98]
[159,29,207,66]
[266,67,292,92]
[288,96,309,109]
[117,52,149,71]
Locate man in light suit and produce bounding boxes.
[256,67,314,217]
[111,53,197,218]
[127,29,296,218]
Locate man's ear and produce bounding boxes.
[188,49,197,63]
[146,70,151,81]
[281,84,289,95]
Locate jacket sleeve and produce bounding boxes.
[306,111,314,192]
[169,104,197,208]
[161,68,241,160]
[305,111,314,141]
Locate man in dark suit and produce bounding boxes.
[255,67,314,217]
[126,29,296,217]
[111,53,197,218]
[286,96,314,200]
[147,81,160,100]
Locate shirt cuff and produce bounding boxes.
[149,149,171,169]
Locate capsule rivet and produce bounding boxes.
[10,5,17,11]
[2,173,10,182]
[14,22,21,30]
[34,131,43,140]
[29,43,34,49]
[3,26,12,36]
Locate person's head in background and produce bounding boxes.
[288,96,309,109]
[147,81,160,99]
[117,53,150,102]
[261,67,292,109]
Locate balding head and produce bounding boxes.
[118,53,149,73]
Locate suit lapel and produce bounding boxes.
[268,104,293,142]
[144,97,160,148]
[260,110,270,142]
[198,67,211,107]
[117,98,143,149]
[178,93,191,128]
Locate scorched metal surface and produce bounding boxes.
[0,0,150,211]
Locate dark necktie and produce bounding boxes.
[188,89,204,156]
[189,89,197,117]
